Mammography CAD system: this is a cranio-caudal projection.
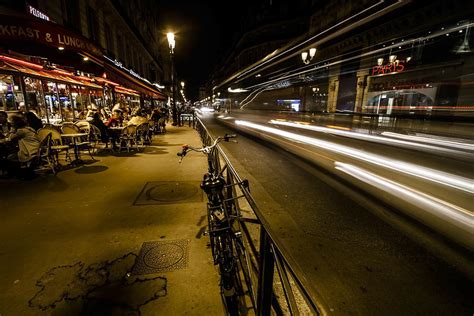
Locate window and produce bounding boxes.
[61,0,80,32]
[104,23,114,53]
[86,5,98,41]
[116,34,124,62]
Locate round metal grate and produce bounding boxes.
[143,243,185,270]
[145,182,198,202]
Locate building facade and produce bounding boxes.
[211,0,474,118]
[0,0,166,122]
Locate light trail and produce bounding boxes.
[335,162,473,249]
[234,120,474,193]
[381,132,474,152]
[269,119,472,155]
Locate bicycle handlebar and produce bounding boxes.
[178,134,237,162]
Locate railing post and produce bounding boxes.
[257,229,274,316]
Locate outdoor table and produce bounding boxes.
[60,133,88,164]
[107,127,125,151]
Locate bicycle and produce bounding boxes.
[178,134,247,315]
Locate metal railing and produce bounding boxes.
[195,117,326,315]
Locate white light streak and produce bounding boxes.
[381,132,474,152]
[269,120,471,156]
[235,120,473,193]
[335,162,473,248]
[228,87,248,93]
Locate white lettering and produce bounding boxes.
[28,5,50,21]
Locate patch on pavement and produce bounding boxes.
[134,181,203,205]
[132,239,190,274]
[28,252,167,314]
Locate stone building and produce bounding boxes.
[0,0,166,121]
[211,0,474,118]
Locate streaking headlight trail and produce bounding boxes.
[235,120,473,193]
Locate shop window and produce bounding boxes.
[54,84,72,121]
[367,91,434,115]
[0,74,24,111]
[43,81,61,123]
[24,77,47,121]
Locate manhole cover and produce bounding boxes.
[134,181,203,205]
[133,240,190,275]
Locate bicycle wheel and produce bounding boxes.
[217,234,241,316]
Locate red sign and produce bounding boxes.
[372,60,405,76]
[0,14,103,57]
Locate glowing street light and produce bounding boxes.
[167,32,175,53]
[167,32,178,125]
[301,47,317,64]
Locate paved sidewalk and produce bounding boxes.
[0,126,224,315]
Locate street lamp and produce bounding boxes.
[167,32,178,125]
[301,47,317,64]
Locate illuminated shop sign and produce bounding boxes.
[372,59,406,76]
[0,14,103,57]
[27,4,51,22]
[104,55,151,84]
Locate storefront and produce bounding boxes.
[0,13,166,119]
[0,54,103,123]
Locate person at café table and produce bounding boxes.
[0,111,11,138]
[127,109,148,126]
[105,109,123,127]
[25,111,43,132]
[90,112,109,144]
[0,115,40,177]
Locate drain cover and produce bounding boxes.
[134,181,203,205]
[133,240,190,275]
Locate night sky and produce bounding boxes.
[156,0,250,101]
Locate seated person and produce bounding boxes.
[0,111,11,138]
[127,110,148,126]
[90,112,109,143]
[8,115,40,163]
[25,111,43,131]
[105,110,123,127]
[0,115,40,177]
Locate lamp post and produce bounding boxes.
[301,47,317,64]
[167,32,178,126]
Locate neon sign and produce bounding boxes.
[372,60,405,76]
[27,5,51,22]
[104,55,151,84]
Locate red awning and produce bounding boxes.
[103,62,166,100]
[115,85,140,96]
[0,55,102,89]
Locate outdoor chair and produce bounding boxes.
[61,125,94,160]
[118,125,137,152]
[136,122,151,147]
[42,127,71,164]
[89,124,109,152]
[35,132,56,175]
[75,121,91,134]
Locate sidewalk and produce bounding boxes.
[0,125,224,315]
